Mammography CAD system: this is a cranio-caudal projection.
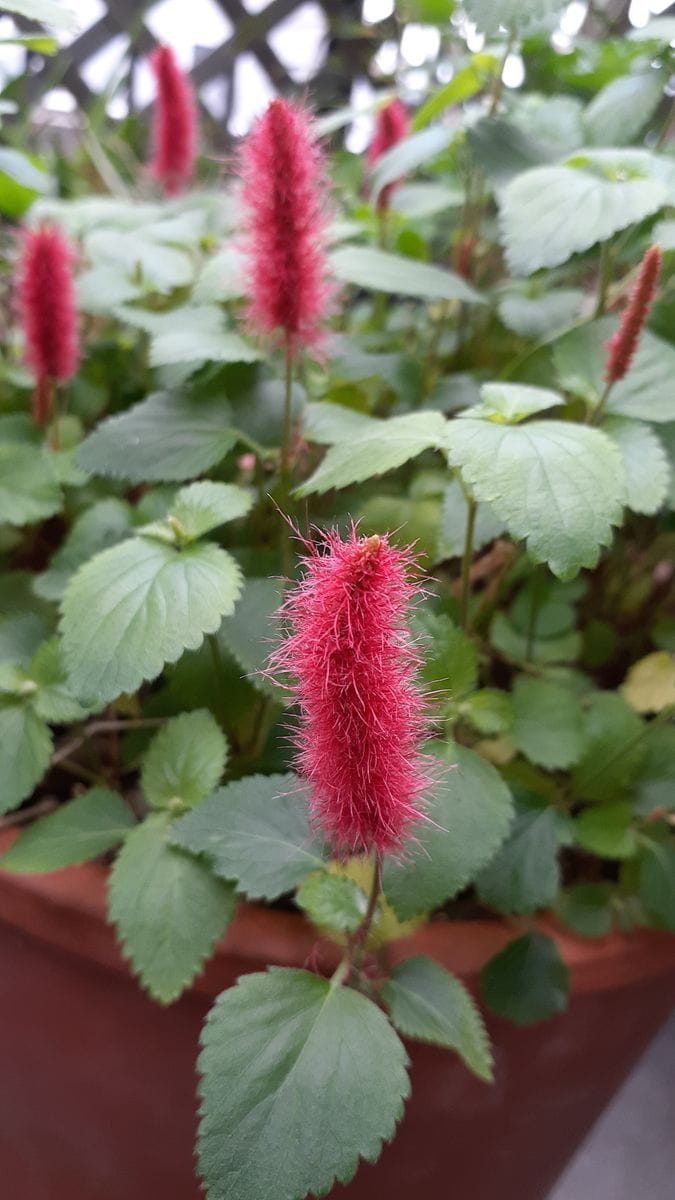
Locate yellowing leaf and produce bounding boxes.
[621,652,675,713]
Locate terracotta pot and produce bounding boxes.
[0,825,674,1200]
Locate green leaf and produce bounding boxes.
[444,419,624,579]
[296,870,366,933]
[383,745,514,919]
[412,64,486,131]
[639,840,675,930]
[150,328,259,369]
[198,968,410,1200]
[555,883,613,939]
[414,611,478,699]
[369,125,453,200]
[490,611,581,665]
[109,812,236,1003]
[217,577,283,696]
[511,677,584,769]
[468,117,548,187]
[303,401,378,444]
[480,933,569,1025]
[554,318,675,423]
[574,801,637,860]
[298,412,446,496]
[437,479,504,560]
[84,229,193,294]
[60,537,242,705]
[464,0,560,36]
[621,652,675,714]
[498,288,584,339]
[141,711,227,811]
[34,499,133,601]
[383,956,492,1081]
[0,700,52,815]
[329,246,483,304]
[390,182,464,218]
[3,0,78,31]
[583,71,664,147]
[0,444,62,527]
[465,382,562,424]
[632,725,675,814]
[0,787,134,872]
[476,808,561,915]
[171,774,324,900]
[461,688,514,735]
[0,147,53,192]
[571,692,645,802]
[27,638,93,723]
[499,153,668,274]
[164,481,253,542]
[604,419,670,515]
[77,392,239,484]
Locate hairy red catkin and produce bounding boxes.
[367,98,409,211]
[149,45,196,196]
[16,223,79,426]
[269,527,430,856]
[604,245,662,385]
[238,97,331,356]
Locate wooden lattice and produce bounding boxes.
[11,0,391,135]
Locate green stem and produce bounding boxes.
[459,497,477,630]
[279,339,295,578]
[589,379,613,426]
[594,240,613,318]
[377,206,388,250]
[58,757,103,786]
[488,34,514,117]
[348,851,383,974]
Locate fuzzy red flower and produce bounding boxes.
[149,45,196,196]
[16,223,79,425]
[238,97,331,356]
[367,98,409,211]
[269,527,430,856]
[604,245,661,385]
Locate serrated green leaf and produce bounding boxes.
[303,401,378,445]
[383,955,493,1081]
[141,711,227,810]
[583,71,664,147]
[437,479,504,560]
[604,419,670,515]
[0,444,62,527]
[461,689,514,735]
[34,499,133,601]
[298,412,446,496]
[217,577,283,696]
[555,883,613,938]
[500,152,669,275]
[480,932,569,1025]
[554,317,675,423]
[383,745,514,919]
[198,968,410,1200]
[171,773,323,900]
[77,392,239,484]
[329,245,483,304]
[109,812,235,1003]
[511,677,584,769]
[0,700,52,815]
[296,870,366,933]
[572,692,645,802]
[414,611,478,699]
[27,638,94,723]
[476,808,561,915]
[464,0,560,36]
[60,537,242,704]
[444,419,624,578]
[466,382,562,424]
[166,481,253,542]
[150,328,259,368]
[574,801,637,860]
[639,840,675,930]
[1,787,134,872]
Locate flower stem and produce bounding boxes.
[279,337,295,578]
[594,240,613,317]
[459,497,477,630]
[589,379,613,426]
[488,34,514,117]
[349,850,383,973]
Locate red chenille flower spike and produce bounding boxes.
[149,45,196,196]
[238,97,331,356]
[604,245,662,385]
[269,527,430,856]
[367,98,409,211]
[16,223,79,426]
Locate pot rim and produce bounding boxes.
[0,827,673,999]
